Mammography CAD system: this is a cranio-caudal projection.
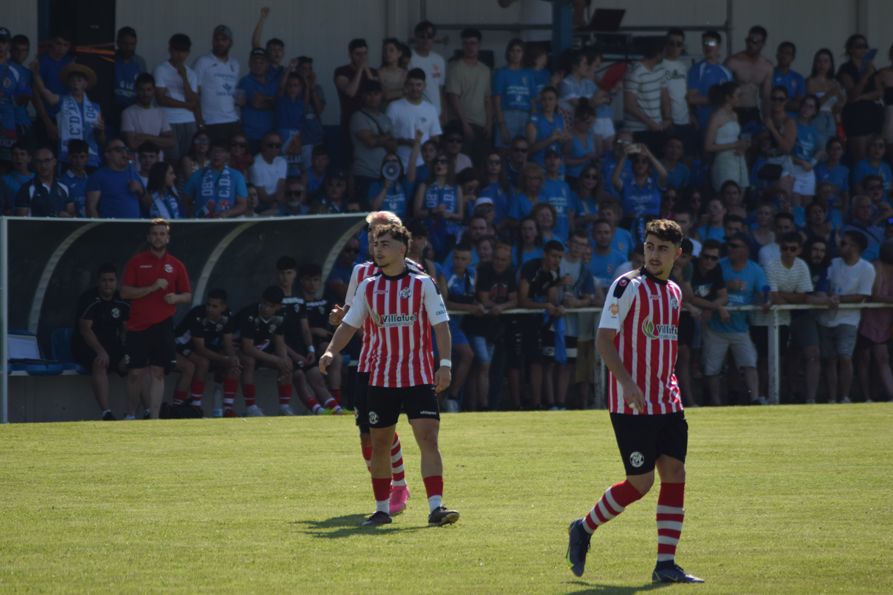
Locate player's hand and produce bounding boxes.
[260,6,270,18]
[154,278,169,291]
[329,304,345,326]
[95,350,110,368]
[318,351,334,375]
[278,356,293,374]
[620,378,645,413]
[435,366,452,393]
[304,351,316,365]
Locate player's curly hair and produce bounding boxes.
[372,222,411,247]
[645,219,683,245]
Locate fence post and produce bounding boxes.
[768,307,780,404]
[1,216,8,424]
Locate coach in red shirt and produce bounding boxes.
[121,219,192,419]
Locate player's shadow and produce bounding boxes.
[291,514,427,539]
[565,581,668,594]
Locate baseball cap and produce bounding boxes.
[474,197,495,209]
[250,47,268,59]
[0,27,11,42]
[213,25,232,39]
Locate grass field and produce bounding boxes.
[1,405,892,594]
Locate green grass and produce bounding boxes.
[1,405,892,593]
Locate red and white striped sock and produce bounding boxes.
[323,397,342,412]
[372,476,390,514]
[172,389,188,406]
[242,383,257,408]
[361,444,373,472]
[329,388,342,404]
[656,482,685,563]
[190,380,205,408]
[390,433,406,487]
[222,378,238,411]
[423,475,443,512]
[298,393,322,413]
[278,383,292,405]
[582,480,643,534]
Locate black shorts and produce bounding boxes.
[542,332,577,362]
[355,371,371,433]
[74,341,127,376]
[610,412,688,476]
[750,325,790,359]
[503,316,524,369]
[366,384,440,429]
[125,319,177,373]
[521,314,547,363]
[678,312,695,347]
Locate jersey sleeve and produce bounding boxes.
[121,258,138,287]
[238,312,256,340]
[598,274,638,331]
[175,260,191,293]
[342,280,370,328]
[344,264,362,307]
[422,276,450,326]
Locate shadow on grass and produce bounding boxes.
[564,580,668,594]
[291,513,428,539]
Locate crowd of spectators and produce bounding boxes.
[3,13,893,413]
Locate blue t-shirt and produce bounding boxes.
[531,68,551,98]
[275,94,306,136]
[0,63,19,136]
[528,111,566,165]
[10,63,32,128]
[566,131,596,179]
[368,178,411,219]
[852,159,893,195]
[611,226,635,258]
[621,176,662,218]
[237,74,279,140]
[542,178,578,241]
[508,190,546,221]
[184,166,248,216]
[696,224,725,243]
[59,170,88,216]
[2,171,34,197]
[114,55,146,109]
[601,154,633,198]
[85,166,142,218]
[589,249,627,288]
[814,160,850,204]
[793,121,819,162]
[493,67,534,112]
[480,182,511,225]
[39,54,74,102]
[709,258,769,334]
[687,60,733,129]
[512,245,544,269]
[772,68,806,103]
[664,162,690,190]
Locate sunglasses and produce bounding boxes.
[701,254,719,261]
[781,245,799,252]
[265,143,282,148]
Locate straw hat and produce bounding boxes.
[59,62,97,90]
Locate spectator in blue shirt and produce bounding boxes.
[59,139,90,216]
[480,149,512,228]
[85,139,144,218]
[610,142,667,221]
[111,27,147,134]
[236,48,278,151]
[493,38,534,149]
[38,33,73,110]
[10,35,34,142]
[598,199,636,257]
[368,148,418,218]
[661,135,690,190]
[687,30,733,132]
[2,143,33,196]
[526,85,568,165]
[589,218,627,288]
[814,137,850,209]
[852,135,893,197]
[773,41,806,113]
[275,71,306,177]
[541,149,578,241]
[509,161,547,223]
[183,141,249,218]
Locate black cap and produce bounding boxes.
[250,47,268,59]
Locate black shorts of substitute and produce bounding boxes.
[366,384,440,429]
[610,412,688,476]
[125,319,177,373]
[355,371,372,433]
[74,342,127,376]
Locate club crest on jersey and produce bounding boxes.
[163,264,174,273]
[609,304,619,317]
[642,318,678,340]
[670,296,679,310]
[111,308,121,319]
[399,287,412,299]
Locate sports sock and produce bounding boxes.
[656,482,685,563]
[390,433,406,487]
[323,397,342,412]
[172,389,188,406]
[329,388,342,404]
[298,393,321,413]
[423,475,443,512]
[222,378,238,411]
[190,380,205,407]
[582,480,643,534]
[372,477,390,514]
[242,383,257,407]
[278,383,292,405]
[361,444,373,472]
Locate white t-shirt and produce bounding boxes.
[752,256,813,326]
[193,53,240,125]
[661,58,690,126]
[152,61,198,124]
[120,104,171,136]
[819,257,876,327]
[249,155,288,195]
[409,51,446,115]
[386,98,442,169]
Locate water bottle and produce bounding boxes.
[212,384,223,418]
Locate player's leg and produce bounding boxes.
[836,325,858,403]
[407,386,458,526]
[818,325,838,402]
[701,326,731,406]
[146,365,166,419]
[89,351,112,417]
[124,329,149,418]
[651,414,702,583]
[318,340,343,404]
[871,342,893,401]
[172,353,195,406]
[361,386,400,526]
[729,332,760,404]
[187,352,210,410]
[304,366,343,413]
[274,368,295,416]
[220,360,241,417]
[238,352,262,414]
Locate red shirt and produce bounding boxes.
[122,250,191,331]
[598,268,683,415]
[343,268,449,388]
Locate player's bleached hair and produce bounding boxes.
[372,222,411,247]
[645,219,683,245]
[365,211,403,228]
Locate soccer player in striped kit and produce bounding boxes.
[321,222,459,527]
[329,212,423,516]
[566,219,703,583]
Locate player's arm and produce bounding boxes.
[298,317,316,363]
[192,336,230,365]
[432,321,452,393]
[424,277,452,392]
[596,327,644,412]
[78,317,108,366]
[320,286,368,374]
[241,336,284,368]
[120,278,166,300]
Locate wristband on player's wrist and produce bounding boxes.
[307,346,316,353]
[439,359,452,369]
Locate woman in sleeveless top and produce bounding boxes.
[704,82,749,192]
[806,48,845,155]
[378,38,407,105]
[855,242,893,402]
[563,100,598,186]
[413,152,465,259]
[837,34,883,163]
[873,44,893,151]
[763,86,798,194]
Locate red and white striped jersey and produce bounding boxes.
[342,268,449,387]
[598,268,683,415]
[346,259,426,373]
